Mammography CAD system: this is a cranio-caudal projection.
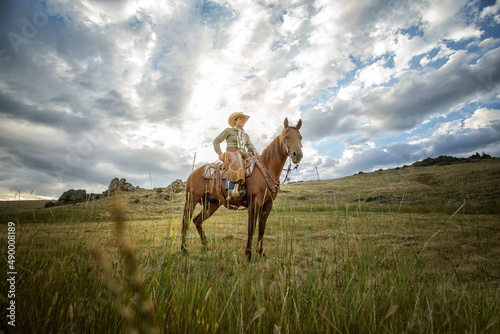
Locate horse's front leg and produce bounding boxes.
[257,200,273,257]
[245,199,261,261]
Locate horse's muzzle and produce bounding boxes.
[291,150,303,163]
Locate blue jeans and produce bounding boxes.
[225,179,236,190]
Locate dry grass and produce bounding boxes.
[0,159,499,333]
[281,159,500,214]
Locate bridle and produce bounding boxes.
[251,126,302,196]
[280,127,302,185]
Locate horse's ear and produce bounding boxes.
[296,119,302,130]
[284,118,289,128]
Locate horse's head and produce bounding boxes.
[281,118,303,164]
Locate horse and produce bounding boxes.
[181,118,303,261]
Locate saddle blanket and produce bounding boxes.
[203,160,256,179]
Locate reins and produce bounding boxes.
[281,157,299,186]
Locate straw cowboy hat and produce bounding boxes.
[228,112,250,126]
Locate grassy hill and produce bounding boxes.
[285,157,500,214]
[2,158,499,222]
[0,159,499,333]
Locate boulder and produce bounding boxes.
[44,201,57,208]
[107,177,135,194]
[58,189,87,205]
[108,177,120,193]
[166,179,186,193]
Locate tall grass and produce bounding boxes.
[1,188,499,333]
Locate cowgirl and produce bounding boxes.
[213,112,259,199]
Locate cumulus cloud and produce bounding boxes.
[481,1,500,24]
[464,108,500,129]
[303,46,500,140]
[0,0,498,197]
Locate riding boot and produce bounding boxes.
[231,183,241,199]
[227,188,239,202]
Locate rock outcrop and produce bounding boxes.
[154,179,186,200]
[101,177,137,197]
[45,189,87,207]
[44,177,186,208]
[46,177,138,207]
[106,177,135,194]
[166,179,186,193]
[412,152,492,167]
[58,189,87,205]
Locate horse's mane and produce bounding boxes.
[259,131,287,171]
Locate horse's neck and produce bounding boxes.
[260,137,288,180]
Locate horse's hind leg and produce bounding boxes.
[181,190,196,253]
[192,198,220,249]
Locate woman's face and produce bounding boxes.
[235,117,247,128]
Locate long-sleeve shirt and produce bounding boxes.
[213,127,257,156]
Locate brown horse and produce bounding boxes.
[181,118,303,261]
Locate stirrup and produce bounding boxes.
[226,187,236,202]
[241,190,248,206]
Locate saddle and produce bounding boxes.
[203,154,257,209]
[202,155,256,181]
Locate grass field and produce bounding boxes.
[1,160,499,333]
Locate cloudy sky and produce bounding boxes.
[1,0,499,200]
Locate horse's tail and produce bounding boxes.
[184,173,193,201]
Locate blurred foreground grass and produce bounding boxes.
[0,160,499,333]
